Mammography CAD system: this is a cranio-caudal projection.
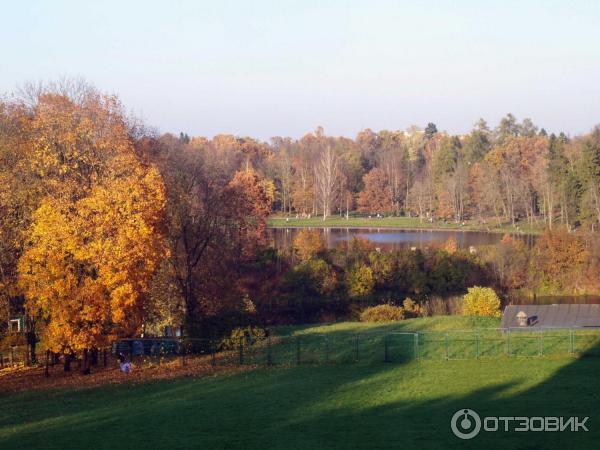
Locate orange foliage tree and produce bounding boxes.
[530,229,589,294]
[442,236,458,254]
[17,90,167,372]
[225,170,273,260]
[357,168,394,213]
[293,229,325,261]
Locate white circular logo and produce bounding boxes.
[451,409,482,439]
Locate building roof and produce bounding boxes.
[501,304,600,329]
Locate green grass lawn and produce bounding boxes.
[237,317,600,366]
[2,317,599,449]
[268,215,543,234]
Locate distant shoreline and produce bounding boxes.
[268,217,540,235]
[268,225,529,235]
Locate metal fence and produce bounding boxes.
[4,328,600,372]
[209,327,600,366]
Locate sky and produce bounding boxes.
[1,0,600,140]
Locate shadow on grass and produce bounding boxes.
[0,330,598,449]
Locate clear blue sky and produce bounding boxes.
[1,0,599,140]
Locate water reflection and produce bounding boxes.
[270,227,535,253]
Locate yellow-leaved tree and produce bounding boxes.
[462,286,502,317]
[18,159,166,371]
[17,88,167,373]
[293,229,325,261]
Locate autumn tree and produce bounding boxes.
[356,128,381,171]
[377,130,408,214]
[482,234,528,291]
[357,168,394,213]
[146,260,185,336]
[442,237,458,254]
[225,169,273,261]
[16,87,167,372]
[269,137,294,214]
[432,136,468,221]
[290,134,317,215]
[462,286,501,317]
[293,229,325,261]
[0,101,34,339]
[346,263,375,298]
[579,127,600,228]
[19,167,166,369]
[285,259,337,297]
[529,229,589,294]
[155,136,273,333]
[315,144,340,220]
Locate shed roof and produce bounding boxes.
[501,304,600,328]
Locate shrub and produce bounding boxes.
[360,304,405,323]
[293,229,325,261]
[427,251,468,294]
[220,326,267,350]
[285,258,337,296]
[346,263,375,298]
[242,295,257,314]
[446,296,464,315]
[422,295,463,316]
[462,286,501,317]
[422,297,445,316]
[402,298,425,318]
[368,251,395,288]
[187,309,260,339]
[347,237,375,255]
[442,236,458,254]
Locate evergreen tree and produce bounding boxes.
[424,122,438,140]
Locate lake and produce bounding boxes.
[270,227,535,252]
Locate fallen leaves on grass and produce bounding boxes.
[0,353,250,394]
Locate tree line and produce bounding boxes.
[1,80,600,372]
[0,81,274,369]
[265,118,600,231]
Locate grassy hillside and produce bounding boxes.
[268,215,542,234]
[1,316,598,450]
[274,316,501,335]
